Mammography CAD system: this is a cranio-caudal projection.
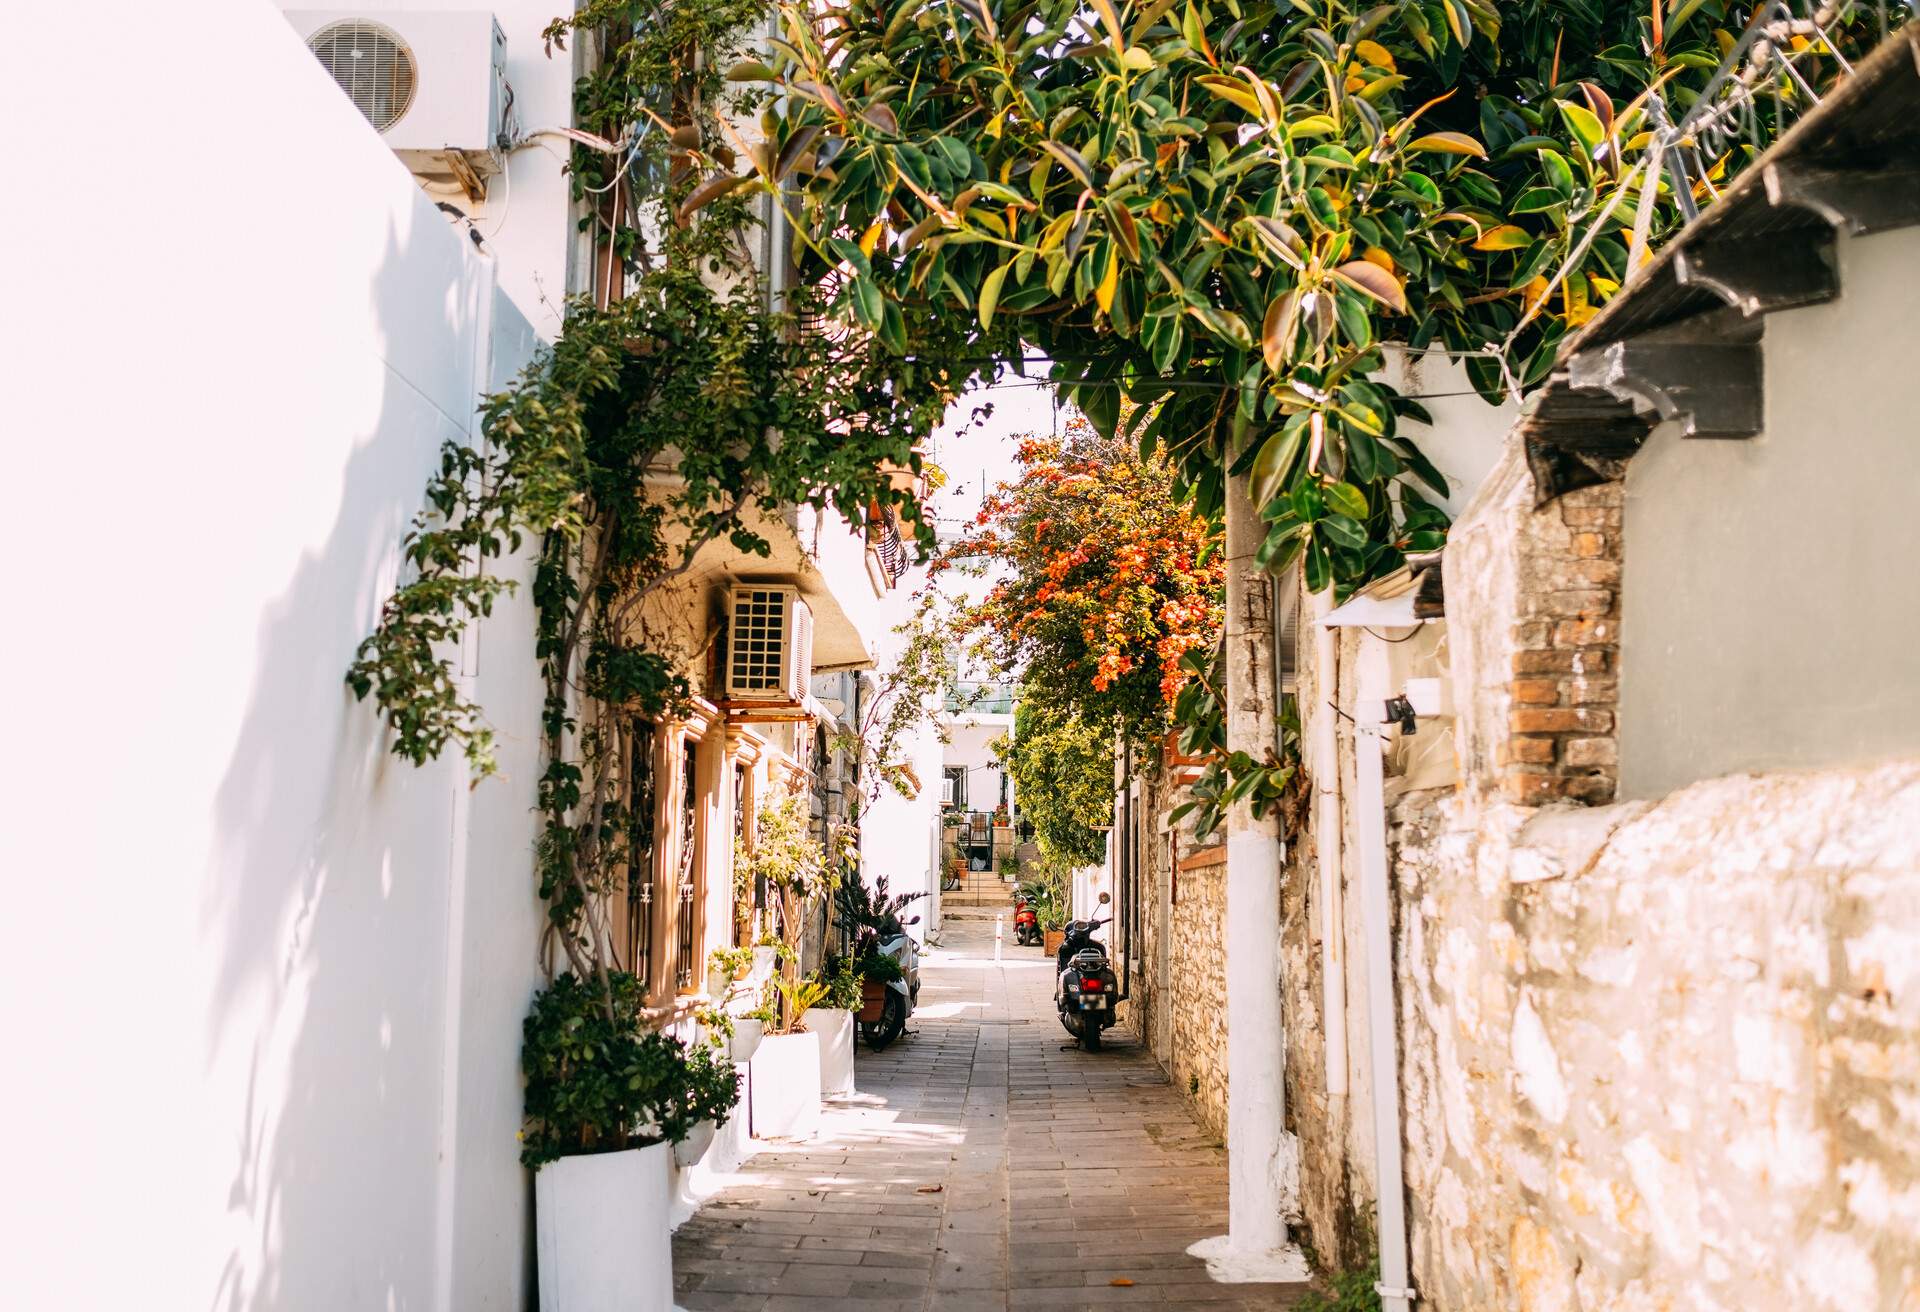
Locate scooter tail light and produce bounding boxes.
[1081,978,1104,992]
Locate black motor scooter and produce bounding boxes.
[1055,892,1119,1050]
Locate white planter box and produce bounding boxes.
[748,1031,821,1139]
[534,1141,673,1311]
[729,1017,765,1063]
[810,1008,854,1096]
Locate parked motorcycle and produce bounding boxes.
[860,913,922,1051]
[1012,886,1041,947]
[1055,893,1119,1050]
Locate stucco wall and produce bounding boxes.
[271,0,592,338]
[1393,761,1920,1311]
[3,5,549,1308]
[1619,226,1920,799]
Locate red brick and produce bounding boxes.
[1565,775,1618,804]
[1553,619,1616,647]
[1506,736,1557,766]
[1567,677,1619,706]
[1513,620,1552,649]
[1564,737,1619,768]
[1513,649,1578,675]
[1571,533,1611,558]
[1548,589,1613,618]
[1510,707,1614,735]
[1511,678,1562,705]
[1502,771,1570,805]
[1572,559,1623,587]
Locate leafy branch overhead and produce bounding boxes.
[715,0,1873,596]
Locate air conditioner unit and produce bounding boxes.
[286,10,512,195]
[725,585,814,703]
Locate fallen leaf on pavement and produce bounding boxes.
[916,1184,944,1193]
[1110,1278,1135,1287]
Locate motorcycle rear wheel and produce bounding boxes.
[862,991,908,1051]
[1082,1024,1103,1052]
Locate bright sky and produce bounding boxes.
[928,365,1063,534]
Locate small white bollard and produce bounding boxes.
[994,913,1003,963]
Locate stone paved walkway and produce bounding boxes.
[673,916,1308,1310]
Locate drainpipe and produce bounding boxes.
[1312,594,1348,1099]
[1352,701,1414,1312]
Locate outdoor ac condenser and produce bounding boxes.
[725,585,814,703]
[285,10,512,191]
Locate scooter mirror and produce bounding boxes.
[1098,891,1111,905]
[904,915,921,925]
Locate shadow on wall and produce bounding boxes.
[197,209,543,1312]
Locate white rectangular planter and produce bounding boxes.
[534,1141,674,1311]
[810,1008,854,1097]
[747,1031,821,1139]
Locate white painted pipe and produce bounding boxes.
[994,913,1003,964]
[1312,592,1348,1098]
[1353,714,1414,1312]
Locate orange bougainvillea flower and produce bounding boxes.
[936,415,1223,735]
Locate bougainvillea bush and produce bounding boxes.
[944,415,1224,738]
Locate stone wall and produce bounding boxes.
[1168,835,1229,1138]
[1129,755,1233,1143]
[1394,761,1920,1310]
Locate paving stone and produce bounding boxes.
[671,920,1308,1307]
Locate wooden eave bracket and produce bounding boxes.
[1564,337,1764,441]
[1762,159,1920,235]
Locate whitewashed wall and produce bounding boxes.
[271,0,593,337]
[0,4,550,1309]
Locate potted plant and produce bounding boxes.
[522,971,739,1312]
[706,945,752,998]
[750,935,782,983]
[854,947,903,1022]
[731,999,772,1063]
[811,958,861,1097]
[1040,893,1069,957]
[667,1042,743,1168]
[748,977,827,1139]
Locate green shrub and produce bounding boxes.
[817,956,863,1011]
[518,971,739,1168]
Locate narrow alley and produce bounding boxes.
[672,916,1309,1311]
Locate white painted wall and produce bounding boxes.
[1619,227,1920,799]
[274,0,592,338]
[945,717,1014,816]
[0,4,550,1308]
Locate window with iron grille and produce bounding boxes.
[627,723,657,983]
[674,739,699,991]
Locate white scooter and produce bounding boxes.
[860,913,921,1051]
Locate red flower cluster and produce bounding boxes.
[944,416,1223,732]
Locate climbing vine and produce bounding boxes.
[347,0,970,998]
